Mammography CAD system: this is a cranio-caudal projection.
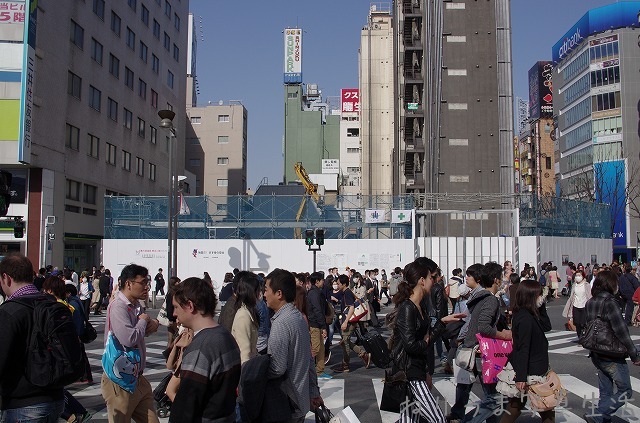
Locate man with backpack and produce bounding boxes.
[0,253,82,422]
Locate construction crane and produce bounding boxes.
[294,162,320,239]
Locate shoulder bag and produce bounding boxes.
[527,370,567,412]
[579,297,628,358]
[101,309,142,393]
[157,298,170,327]
[380,344,409,413]
[347,298,369,323]
[455,344,479,372]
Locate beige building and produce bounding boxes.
[0,0,188,269]
[359,5,394,196]
[185,103,248,198]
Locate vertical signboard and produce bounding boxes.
[528,61,553,120]
[340,88,359,113]
[283,28,302,84]
[594,160,627,247]
[18,0,36,164]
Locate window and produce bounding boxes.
[67,71,81,99]
[190,116,201,124]
[217,157,229,165]
[122,150,131,171]
[174,13,180,31]
[92,0,105,20]
[125,67,134,89]
[217,179,228,187]
[70,20,84,48]
[163,32,170,50]
[141,4,149,26]
[189,137,200,145]
[109,53,120,78]
[65,123,80,150]
[136,157,144,176]
[128,0,137,12]
[138,117,146,138]
[88,86,101,111]
[347,147,360,153]
[545,157,552,170]
[138,79,147,99]
[150,126,157,143]
[218,135,229,144]
[66,205,80,213]
[90,38,103,64]
[173,44,179,61]
[123,108,133,129]
[106,142,116,165]
[150,89,158,108]
[126,27,135,50]
[218,115,229,122]
[152,54,160,74]
[153,19,160,39]
[139,41,148,62]
[110,11,121,36]
[347,128,359,137]
[88,134,99,158]
[83,208,97,216]
[84,184,97,204]
[149,163,156,181]
[167,70,174,88]
[189,159,201,167]
[166,102,173,111]
[165,0,171,17]
[347,167,361,173]
[592,91,621,112]
[66,179,81,201]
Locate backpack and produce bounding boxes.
[10,294,84,387]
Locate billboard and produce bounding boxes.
[552,2,640,63]
[528,61,553,120]
[283,28,302,84]
[594,160,627,247]
[340,88,359,114]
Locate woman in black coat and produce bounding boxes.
[500,280,553,423]
[390,257,465,422]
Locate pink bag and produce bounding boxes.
[475,334,513,384]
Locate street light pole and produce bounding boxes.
[158,110,177,279]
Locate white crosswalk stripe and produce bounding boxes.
[544,330,640,356]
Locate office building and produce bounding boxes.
[339,88,361,197]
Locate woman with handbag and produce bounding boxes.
[387,257,465,422]
[561,270,591,336]
[582,270,640,423]
[352,273,370,331]
[499,280,554,423]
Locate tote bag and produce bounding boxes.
[101,309,142,393]
[475,334,512,384]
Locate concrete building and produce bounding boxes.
[394,0,514,236]
[0,0,188,269]
[359,5,394,197]
[339,90,361,197]
[552,2,640,261]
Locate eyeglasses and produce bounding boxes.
[130,279,150,287]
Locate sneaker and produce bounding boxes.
[332,362,350,373]
[440,356,448,363]
[318,372,333,380]
[361,352,371,369]
[324,350,332,365]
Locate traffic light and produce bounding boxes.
[315,228,325,246]
[305,229,314,246]
[13,218,24,238]
[0,170,12,217]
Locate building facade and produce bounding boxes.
[553,2,640,261]
[0,0,188,269]
[339,89,361,197]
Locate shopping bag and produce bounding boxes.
[475,334,512,384]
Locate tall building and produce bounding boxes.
[339,88,361,197]
[394,0,514,236]
[553,2,640,261]
[359,5,394,197]
[0,0,188,268]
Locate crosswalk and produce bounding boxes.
[545,329,640,355]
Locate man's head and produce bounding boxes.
[264,268,296,311]
[309,272,324,288]
[452,268,462,277]
[172,277,217,327]
[158,268,163,273]
[119,264,150,301]
[480,262,503,291]
[338,274,350,291]
[0,253,35,297]
[465,263,484,290]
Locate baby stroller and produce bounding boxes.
[153,372,173,418]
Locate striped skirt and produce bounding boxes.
[399,380,445,423]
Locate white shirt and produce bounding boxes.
[573,281,589,309]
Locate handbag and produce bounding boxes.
[372,298,381,313]
[476,334,513,384]
[455,345,479,372]
[314,404,334,423]
[325,299,335,325]
[496,362,519,398]
[157,298,170,327]
[101,311,142,393]
[527,370,567,412]
[380,345,409,413]
[565,319,576,332]
[79,320,98,344]
[348,299,369,323]
[579,297,628,358]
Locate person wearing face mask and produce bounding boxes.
[498,280,553,423]
[324,280,343,364]
[562,270,591,336]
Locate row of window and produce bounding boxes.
[564,97,591,128]
[566,145,592,173]
[591,65,620,88]
[589,41,618,63]
[108,9,179,61]
[125,0,180,29]
[564,120,591,150]
[188,136,230,145]
[562,49,589,84]
[592,91,621,112]
[563,74,590,106]
[190,115,231,124]
[593,115,622,137]
[188,158,229,167]
[65,123,157,180]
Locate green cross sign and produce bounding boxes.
[397,213,405,220]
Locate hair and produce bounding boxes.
[503,261,512,268]
[0,253,34,284]
[509,273,521,285]
[80,270,88,280]
[118,264,148,289]
[480,262,503,288]
[168,276,181,294]
[173,277,218,317]
[265,268,296,303]
[394,257,438,305]
[573,270,586,280]
[309,272,324,285]
[453,268,462,276]
[466,263,484,283]
[591,270,618,297]
[234,271,260,328]
[65,284,78,297]
[223,272,234,283]
[338,274,349,286]
[38,267,46,275]
[513,280,542,317]
[42,276,66,299]
[293,285,307,316]
[394,266,402,274]
[352,272,363,286]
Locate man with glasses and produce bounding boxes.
[101,264,160,422]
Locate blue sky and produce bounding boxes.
[189,0,621,191]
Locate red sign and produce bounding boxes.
[0,2,25,24]
[341,88,359,114]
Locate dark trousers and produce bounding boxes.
[60,390,87,420]
[380,287,391,303]
[368,300,380,326]
[95,292,108,313]
[625,299,635,324]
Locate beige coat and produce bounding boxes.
[231,305,258,363]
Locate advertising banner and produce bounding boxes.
[594,160,627,247]
[283,28,302,84]
[341,88,359,113]
[528,61,553,120]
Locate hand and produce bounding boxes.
[441,313,467,324]
[145,319,159,336]
[138,313,150,322]
[310,396,324,410]
[633,360,640,366]
[322,329,327,339]
[497,329,513,340]
[331,296,339,302]
[341,322,348,331]
[516,382,527,391]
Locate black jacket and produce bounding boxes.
[431,282,447,320]
[306,285,326,329]
[391,299,446,381]
[509,304,551,382]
